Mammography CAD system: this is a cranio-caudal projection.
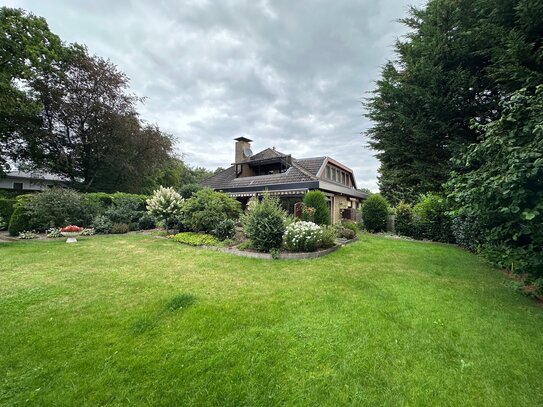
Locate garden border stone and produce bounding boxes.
[204,236,359,260]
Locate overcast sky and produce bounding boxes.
[7,0,422,191]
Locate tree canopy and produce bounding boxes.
[365,0,543,204]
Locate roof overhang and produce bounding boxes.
[318,180,368,199]
[218,181,320,194]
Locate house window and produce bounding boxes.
[326,166,331,179]
[13,182,23,191]
[342,172,346,185]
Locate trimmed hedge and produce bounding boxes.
[361,194,389,232]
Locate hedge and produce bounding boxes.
[0,198,16,222]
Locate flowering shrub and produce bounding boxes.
[146,186,184,232]
[283,221,323,252]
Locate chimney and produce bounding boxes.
[234,137,253,163]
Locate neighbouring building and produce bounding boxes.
[200,137,368,224]
[0,171,66,192]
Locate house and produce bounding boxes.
[200,137,368,223]
[0,171,66,192]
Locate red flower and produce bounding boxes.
[60,225,82,232]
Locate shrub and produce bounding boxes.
[8,194,33,236]
[182,188,241,234]
[81,228,95,236]
[451,213,482,252]
[212,218,236,241]
[0,198,16,223]
[284,221,323,252]
[242,194,286,252]
[110,223,130,234]
[169,232,220,246]
[320,225,337,248]
[448,87,543,278]
[18,231,38,239]
[412,193,453,243]
[92,215,113,234]
[46,227,62,238]
[395,201,414,236]
[361,194,389,232]
[26,188,96,230]
[146,186,184,232]
[341,220,358,234]
[106,196,145,225]
[178,183,202,199]
[337,227,356,240]
[137,213,157,230]
[303,191,330,225]
[0,215,5,231]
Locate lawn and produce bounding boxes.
[1,234,542,406]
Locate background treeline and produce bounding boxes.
[366,0,542,284]
[0,7,214,193]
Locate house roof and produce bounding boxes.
[201,147,367,199]
[6,171,66,182]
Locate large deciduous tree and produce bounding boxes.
[365,0,543,204]
[0,7,72,174]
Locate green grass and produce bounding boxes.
[1,234,542,406]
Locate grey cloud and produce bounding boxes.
[10,0,424,190]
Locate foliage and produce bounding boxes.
[105,196,144,228]
[394,201,414,237]
[26,188,96,230]
[283,221,323,252]
[450,214,482,252]
[91,215,112,234]
[17,231,38,239]
[337,227,356,240]
[242,194,287,252]
[0,198,16,223]
[110,223,129,234]
[178,183,202,199]
[365,0,543,203]
[361,194,389,233]
[7,194,33,236]
[81,228,95,236]
[146,186,184,232]
[320,226,337,248]
[212,219,236,241]
[182,188,240,234]
[448,87,543,277]
[137,213,156,230]
[46,227,62,238]
[169,232,220,247]
[0,8,73,174]
[303,191,330,225]
[412,193,453,243]
[0,215,5,230]
[340,220,358,234]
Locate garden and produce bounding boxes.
[0,187,358,258]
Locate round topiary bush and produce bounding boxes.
[361,194,389,233]
[242,194,287,252]
[303,190,330,225]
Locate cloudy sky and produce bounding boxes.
[7,0,422,191]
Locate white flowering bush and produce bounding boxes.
[283,221,323,252]
[146,186,184,232]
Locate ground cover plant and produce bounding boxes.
[1,234,542,405]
